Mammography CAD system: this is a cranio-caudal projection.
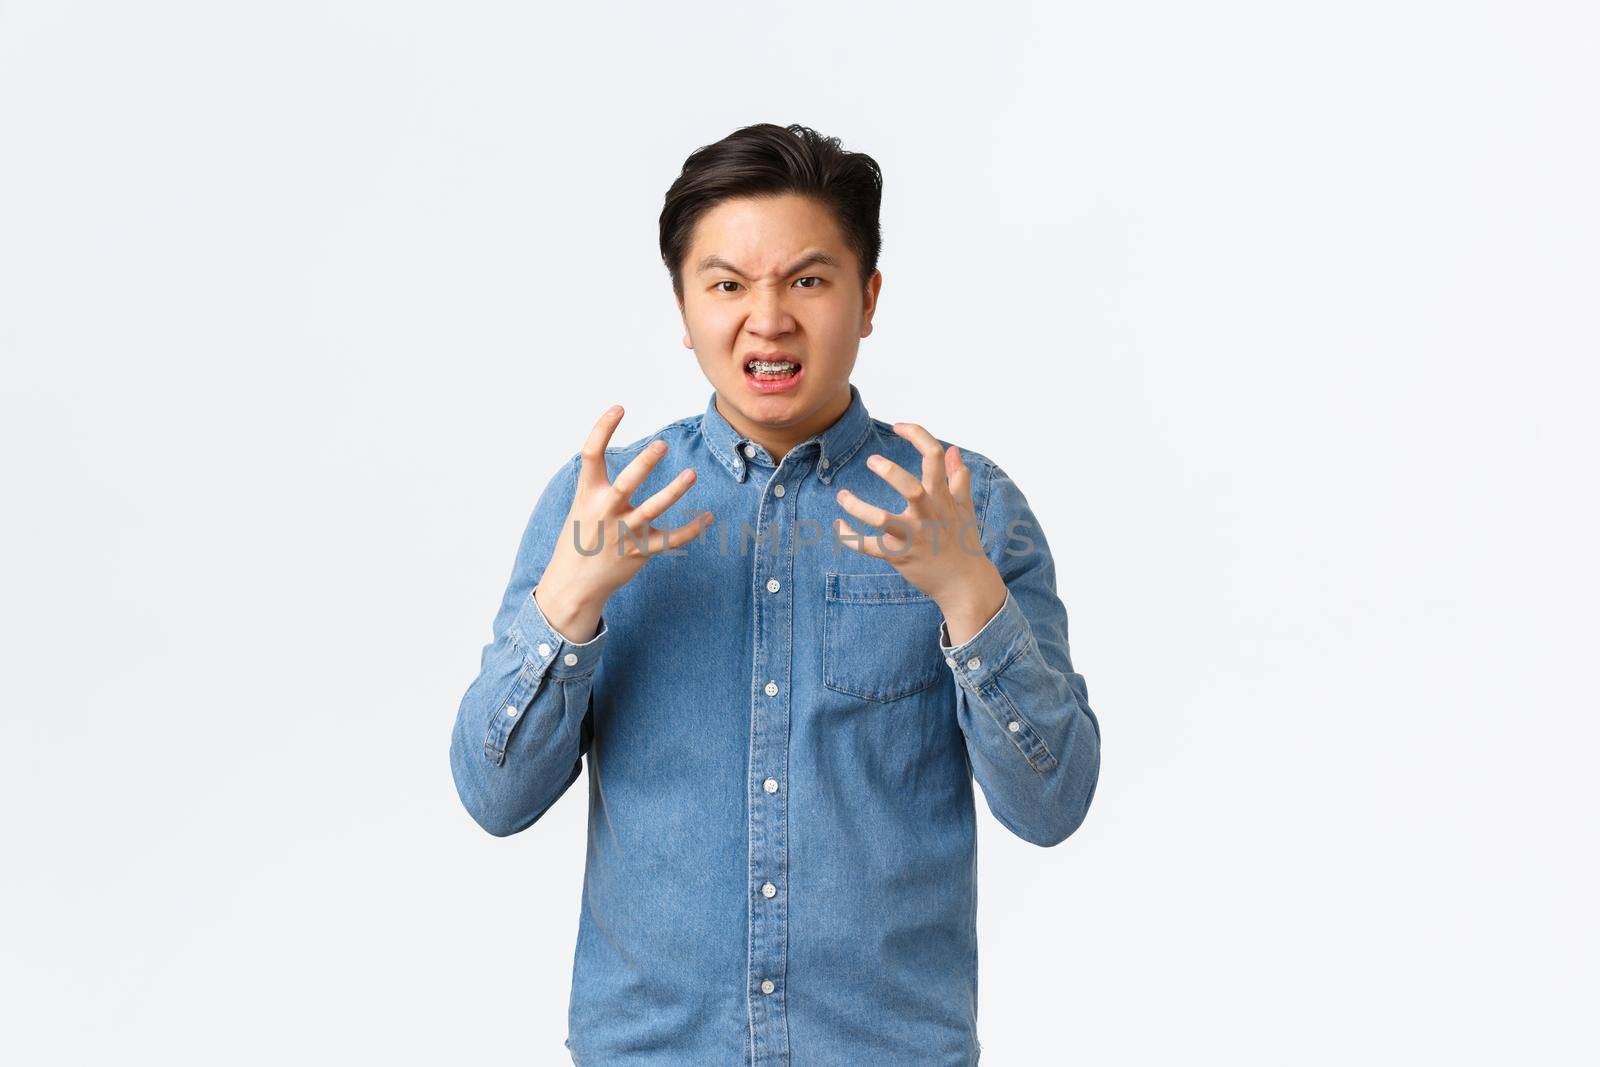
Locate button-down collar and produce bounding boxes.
[699,382,873,485]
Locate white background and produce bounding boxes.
[3,2,1596,1063]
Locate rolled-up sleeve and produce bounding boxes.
[940,461,1102,847]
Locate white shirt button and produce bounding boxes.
[761,882,776,898]
[564,652,579,666]
[536,642,552,658]
[743,443,758,458]
[1008,721,1021,732]
[773,483,785,497]
[505,705,519,718]
[966,656,982,670]
[760,979,775,995]
[764,680,779,697]
[764,778,779,794]
[820,457,830,468]
[766,578,780,593]
[945,656,957,668]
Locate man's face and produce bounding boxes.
[676,193,881,448]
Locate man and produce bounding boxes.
[449,122,1102,1066]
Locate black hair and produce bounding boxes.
[659,123,883,300]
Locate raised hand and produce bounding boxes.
[534,405,716,642]
[833,421,1008,644]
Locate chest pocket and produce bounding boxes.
[822,571,947,703]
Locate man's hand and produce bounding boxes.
[535,405,716,642]
[833,422,1009,646]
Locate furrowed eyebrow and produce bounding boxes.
[696,251,841,278]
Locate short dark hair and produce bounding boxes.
[659,123,883,301]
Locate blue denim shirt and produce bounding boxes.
[449,383,1102,1066]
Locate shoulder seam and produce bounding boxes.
[972,453,1001,536]
[602,414,700,458]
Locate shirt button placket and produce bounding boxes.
[748,458,794,1063]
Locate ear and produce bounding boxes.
[675,290,692,349]
[860,269,883,338]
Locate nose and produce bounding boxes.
[744,283,796,339]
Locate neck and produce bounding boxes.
[717,385,852,465]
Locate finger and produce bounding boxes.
[893,422,953,501]
[833,517,886,559]
[863,452,928,510]
[834,516,915,558]
[611,438,673,504]
[649,510,717,554]
[946,445,973,508]
[945,447,984,553]
[834,485,897,530]
[579,405,625,492]
[625,464,698,528]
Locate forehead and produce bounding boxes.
[688,194,853,274]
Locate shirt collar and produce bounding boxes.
[700,382,873,485]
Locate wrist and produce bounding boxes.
[533,580,605,644]
[936,567,1008,647]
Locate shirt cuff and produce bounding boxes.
[508,585,608,679]
[938,587,1032,690]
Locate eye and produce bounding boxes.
[714,277,822,294]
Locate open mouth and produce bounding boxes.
[745,357,801,379]
[743,356,804,393]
